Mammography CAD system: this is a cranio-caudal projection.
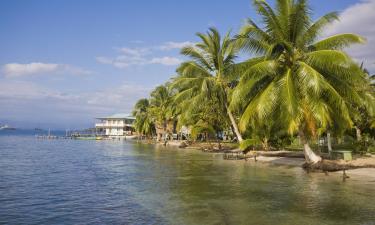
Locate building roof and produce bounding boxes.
[96,113,135,120]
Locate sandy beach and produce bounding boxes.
[247,154,375,180]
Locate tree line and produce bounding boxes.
[133,0,375,164]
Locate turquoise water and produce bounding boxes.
[0,135,374,225]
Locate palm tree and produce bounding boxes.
[349,64,375,141]
[176,95,228,143]
[133,99,155,138]
[172,28,244,142]
[232,0,371,164]
[149,85,176,141]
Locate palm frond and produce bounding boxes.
[239,80,279,131]
[276,0,292,33]
[180,47,213,71]
[311,33,366,50]
[289,0,310,43]
[277,69,300,133]
[253,0,285,40]
[300,12,339,46]
[241,59,278,81]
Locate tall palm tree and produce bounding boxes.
[172,28,244,142]
[133,98,155,138]
[232,0,372,164]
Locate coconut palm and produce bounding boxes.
[232,0,371,164]
[172,27,245,142]
[149,85,176,141]
[176,95,228,143]
[349,64,375,140]
[133,98,155,138]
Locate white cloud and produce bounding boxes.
[96,55,146,68]
[158,41,195,50]
[85,83,151,106]
[323,0,375,72]
[150,57,182,65]
[97,45,183,68]
[2,62,92,77]
[96,41,193,68]
[3,63,59,77]
[0,80,151,107]
[118,47,150,57]
[96,56,113,65]
[0,80,152,128]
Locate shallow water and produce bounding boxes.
[0,135,374,225]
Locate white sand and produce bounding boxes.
[253,155,375,180]
[254,156,305,166]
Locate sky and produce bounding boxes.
[0,0,374,129]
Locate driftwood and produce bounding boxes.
[303,160,375,172]
[254,150,334,159]
[258,151,305,158]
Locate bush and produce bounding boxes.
[269,135,294,149]
[240,139,261,151]
[352,135,375,155]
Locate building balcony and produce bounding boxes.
[95,123,134,128]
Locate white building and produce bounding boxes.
[95,113,135,136]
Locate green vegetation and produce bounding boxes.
[132,98,154,138]
[133,0,375,164]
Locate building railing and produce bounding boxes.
[95,123,134,128]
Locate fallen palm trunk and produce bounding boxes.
[257,151,305,158]
[303,160,375,172]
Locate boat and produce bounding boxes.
[0,125,16,130]
[125,135,137,140]
[75,136,103,140]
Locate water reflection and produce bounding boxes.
[0,137,374,225]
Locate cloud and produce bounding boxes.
[0,80,151,109]
[97,45,182,68]
[150,57,182,65]
[323,0,375,72]
[96,41,193,68]
[2,62,92,77]
[3,63,59,77]
[85,83,151,107]
[158,41,195,50]
[0,80,152,129]
[118,47,150,57]
[96,55,147,68]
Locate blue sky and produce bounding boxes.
[1,0,374,129]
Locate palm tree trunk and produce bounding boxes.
[355,126,362,141]
[163,121,167,141]
[262,137,269,151]
[299,129,322,164]
[226,107,243,142]
[327,131,332,153]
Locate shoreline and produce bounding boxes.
[245,155,375,180]
[140,139,375,180]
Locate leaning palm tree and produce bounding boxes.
[172,28,244,142]
[232,0,372,164]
